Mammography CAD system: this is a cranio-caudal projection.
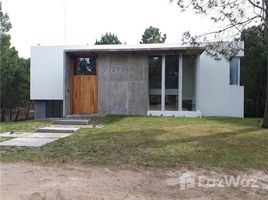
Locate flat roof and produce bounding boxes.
[62,43,206,54]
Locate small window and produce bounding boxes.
[230,57,239,85]
[75,56,96,75]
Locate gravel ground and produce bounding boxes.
[1,162,267,200]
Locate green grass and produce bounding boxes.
[0,116,267,170]
[0,119,52,133]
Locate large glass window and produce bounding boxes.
[75,56,96,75]
[165,55,179,111]
[148,54,197,112]
[182,55,196,111]
[230,57,239,85]
[149,56,162,110]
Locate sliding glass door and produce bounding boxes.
[148,54,196,112]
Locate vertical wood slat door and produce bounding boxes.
[72,75,97,114]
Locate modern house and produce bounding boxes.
[30,43,244,119]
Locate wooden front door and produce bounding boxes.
[72,56,97,114]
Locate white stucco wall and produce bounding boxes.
[30,46,65,100]
[196,53,244,117]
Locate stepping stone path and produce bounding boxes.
[36,126,80,133]
[54,119,89,125]
[0,118,92,147]
[0,137,59,147]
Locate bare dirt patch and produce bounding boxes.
[0,162,267,200]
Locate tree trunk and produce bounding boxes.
[263,54,268,127]
[9,108,13,121]
[257,80,262,117]
[15,108,20,121]
[263,0,268,128]
[264,97,268,128]
[25,103,30,120]
[1,109,6,122]
[24,107,26,120]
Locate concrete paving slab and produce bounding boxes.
[54,119,89,125]
[50,125,93,128]
[36,126,79,133]
[79,125,93,128]
[0,137,58,147]
[0,132,71,139]
[0,132,33,138]
[25,132,71,138]
[0,121,103,147]
[50,125,104,128]
[80,125,104,129]
[94,125,105,129]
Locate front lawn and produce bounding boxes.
[0,119,52,133]
[0,116,267,170]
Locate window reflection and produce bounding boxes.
[149,56,162,110]
[182,55,196,111]
[165,55,179,111]
[230,57,239,85]
[75,57,96,75]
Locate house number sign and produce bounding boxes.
[102,65,124,76]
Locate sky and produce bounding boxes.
[2,0,215,58]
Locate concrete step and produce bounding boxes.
[54,119,89,125]
[65,114,106,119]
[36,126,79,133]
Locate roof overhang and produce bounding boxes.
[64,44,206,55]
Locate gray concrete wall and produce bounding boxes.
[63,53,73,116]
[98,53,148,115]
